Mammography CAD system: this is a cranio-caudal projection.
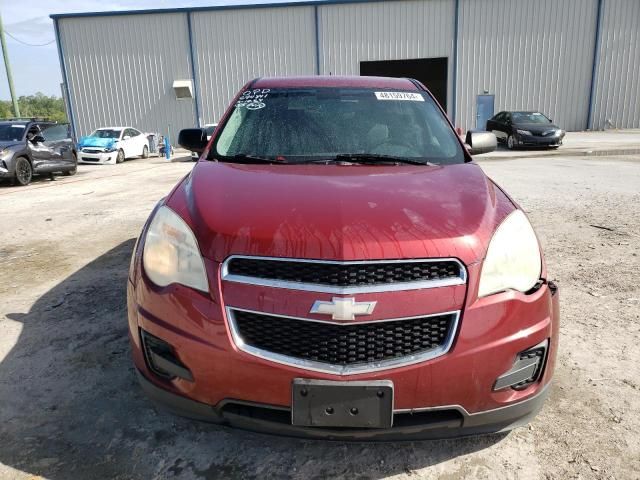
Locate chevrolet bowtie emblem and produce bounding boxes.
[310,297,377,321]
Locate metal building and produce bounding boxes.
[51,0,640,141]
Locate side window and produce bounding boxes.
[123,129,133,138]
[130,129,141,137]
[41,124,70,141]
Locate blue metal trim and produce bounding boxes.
[53,18,77,141]
[49,0,377,19]
[186,12,201,127]
[587,0,604,130]
[451,0,460,126]
[314,5,321,75]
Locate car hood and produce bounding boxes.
[78,136,118,149]
[513,122,561,134]
[0,141,22,149]
[167,162,516,265]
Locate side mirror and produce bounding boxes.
[33,135,45,143]
[123,135,131,140]
[465,130,497,155]
[178,128,208,152]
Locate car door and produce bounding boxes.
[130,128,146,156]
[493,113,510,141]
[40,123,75,169]
[121,129,134,158]
[27,124,58,172]
[486,112,500,132]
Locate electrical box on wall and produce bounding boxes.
[173,80,193,99]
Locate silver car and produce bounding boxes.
[0,120,77,186]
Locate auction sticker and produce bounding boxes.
[375,92,424,101]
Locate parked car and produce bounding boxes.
[191,123,217,160]
[78,127,149,164]
[0,119,77,186]
[128,76,559,441]
[486,111,565,149]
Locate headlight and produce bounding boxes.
[478,210,542,298]
[516,129,532,136]
[142,206,208,291]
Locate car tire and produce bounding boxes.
[14,157,33,186]
[142,145,149,159]
[507,135,515,150]
[63,153,78,176]
[550,145,560,149]
[116,149,125,164]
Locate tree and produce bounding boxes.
[0,92,67,122]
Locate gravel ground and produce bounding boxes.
[0,154,638,479]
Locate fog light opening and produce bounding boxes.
[140,329,194,382]
[493,339,548,391]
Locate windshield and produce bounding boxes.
[0,124,26,142]
[90,129,121,139]
[212,88,464,165]
[512,112,551,124]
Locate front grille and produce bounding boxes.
[81,157,99,162]
[533,130,557,137]
[83,148,103,154]
[229,309,457,373]
[224,257,464,292]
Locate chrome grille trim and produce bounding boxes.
[221,255,467,294]
[226,307,461,375]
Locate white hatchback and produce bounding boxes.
[78,127,149,164]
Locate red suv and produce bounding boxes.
[128,76,559,440]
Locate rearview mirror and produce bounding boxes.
[465,131,497,155]
[178,128,208,152]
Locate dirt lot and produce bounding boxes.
[0,154,639,479]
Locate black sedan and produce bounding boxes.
[486,111,565,150]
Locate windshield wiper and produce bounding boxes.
[326,154,434,166]
[216,154,283,164]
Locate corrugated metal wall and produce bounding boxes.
[191,7,316,124]
[58,13,195,141]
[317,0,455,112]
[456,0,598,131]
[591,0,640,130]
[56,0,640,138]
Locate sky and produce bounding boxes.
[0,0,318,100]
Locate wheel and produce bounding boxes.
[14,157,33,186]
[507,135,515,150]
[63,153,78,176]
[141,145,149,159]
[116,149,125,164]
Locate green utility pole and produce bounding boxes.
[0,10,20,117]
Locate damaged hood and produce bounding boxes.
[78,136,118,149]
[167,161,516,265]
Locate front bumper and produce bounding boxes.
[0,158,15,178]
[136,368,550,441]
[78,150,118,164]
[515,134,564,147]
[128,251,560,440]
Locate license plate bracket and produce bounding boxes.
[291,379,394,429]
